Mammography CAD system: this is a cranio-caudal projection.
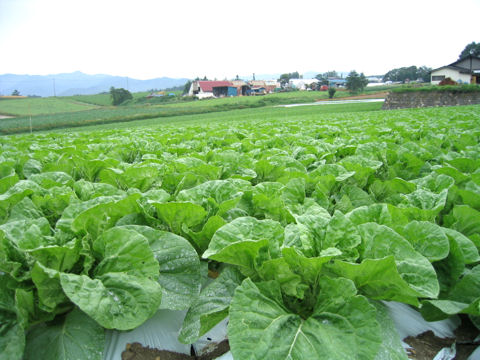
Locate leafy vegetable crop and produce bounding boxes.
[1,105,479,359]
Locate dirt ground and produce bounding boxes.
[121,339,230,360]
[316,91,389,101]
[404,316,479,360]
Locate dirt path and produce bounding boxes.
[316,92,389,101]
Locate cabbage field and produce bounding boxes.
[1,104,480,359]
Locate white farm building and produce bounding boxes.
[431,55,480,85]
[288,79,318,90]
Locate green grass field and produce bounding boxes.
[66,91,158,106]
[0,90,386,134]
[1,101,383,135]
[64,93,112,106]
[0,97,99,116]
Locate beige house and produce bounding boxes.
[431,55,480,85]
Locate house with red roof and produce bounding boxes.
[188,80,249,98]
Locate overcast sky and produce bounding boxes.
[1,0,479,80]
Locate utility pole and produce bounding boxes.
[470,49,474,84]
[52,78,56,97]
[28,103,32,133]
[126,77,129,91]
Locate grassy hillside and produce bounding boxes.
[0,90,389,134]
[64,93,112,106]
[0,97,99,116]
[66,91,155,106]
[0,99,383,135]
[59,101,384,133]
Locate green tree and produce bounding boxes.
[315,74,329,85]
[383,66,432,83]
[416,66,432,83]
[183,80,192,95]
[278,72,300,86]
[459,42,480,59]
[110,87,132,106]
[383,66,417,83]
[11,89,20,96]
[345,71,368,94]
[328,87,336,99]
[315,71,340,86]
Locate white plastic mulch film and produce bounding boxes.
[103,302,479,359]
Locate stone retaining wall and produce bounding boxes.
[382,91,480,110]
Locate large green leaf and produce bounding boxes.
[179,266,244,344]
[421,265,480,321]
[92,227,159,279]
[0,275,24,360]
[0,180,43,220]
[228,277,382,360]
[290,199,331,253]
[346,203,396,227]
[71,193,141,239]
[152,201,207,234]
[0,311,24,360]
[27,238,81,272]
[176,179,251,205]
[119,225,203,310]
[371,301,409,360]
[182,215,226,253]
[369,178,415,203]
[251,182,295,224]
[258,247,340,301]
[73,179,125,201]
[358,223,439,298]
[203,216,283,271]
[58,227,162,330]
[325,256,423,306]
[31,262,69,312]
[0,230,31,281]
[0,217,52,250]
[411,173,455,193]
[60,272,162,330]
[442,228,480,264]
[56,195,125,234]
[283,223,316,257]
[324,210,361,261]
[24,307,104,360]
[447,205,480,241]
[29,171,74,189]
[400,221,449,262]
[399,188,448,220]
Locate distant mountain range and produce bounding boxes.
[0,71,190,97]
[0,71,358,97]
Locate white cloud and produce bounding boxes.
[0,0,478,79]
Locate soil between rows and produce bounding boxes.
[122,339,230,360]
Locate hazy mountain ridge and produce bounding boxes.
[0,71,189,97]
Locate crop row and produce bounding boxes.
[0,105,479,359]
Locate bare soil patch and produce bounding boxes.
[403,316,479,360]
[121,340,230,360]
[317,92,388,101]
